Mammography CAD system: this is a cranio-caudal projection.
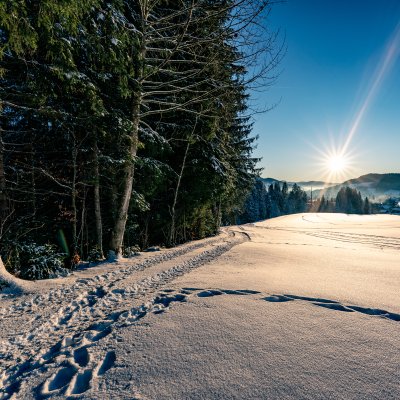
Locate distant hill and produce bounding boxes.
[313,173,400,200]
[261,173,400,201]
[261,178,282,186]
[261,178,337,191]
[296,180,339,190]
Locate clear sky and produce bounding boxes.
[253,0,400,182]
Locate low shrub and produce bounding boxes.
[123,245,140,257]
[87,245,104,263]
[12,243,68,280]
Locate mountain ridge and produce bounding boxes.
[261,173,400,200]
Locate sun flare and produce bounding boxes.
[327,155,347,172]
[313,143,356,183]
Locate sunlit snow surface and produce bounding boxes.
[1,213,399,399]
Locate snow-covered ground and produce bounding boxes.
[1,213,399,399]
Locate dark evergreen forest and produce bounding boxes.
[239,180,308,223]
[0,1,283,278]
[239,181,371,224]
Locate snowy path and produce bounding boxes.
[0,230,247,399]
[1,213,400,399]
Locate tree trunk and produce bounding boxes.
[79,188,87,257]
[215,196,222,232]
[108,97,140,259]
[168,140,190,247]
[93,141,104,258]
[108,12,146,259]
[0,129,7,217]
[29,141,36,218]
[71,139,78,255]
[168,117,198,247]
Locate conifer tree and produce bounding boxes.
[363,197,371,214]
[0,0,283,272]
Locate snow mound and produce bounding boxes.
[0,257,34,294]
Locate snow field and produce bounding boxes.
[1,213,400,399]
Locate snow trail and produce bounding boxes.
[0,230,247,399]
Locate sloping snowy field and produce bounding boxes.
[1,213,399,399]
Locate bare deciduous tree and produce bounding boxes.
[108,0,283,258]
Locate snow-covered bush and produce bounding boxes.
[88,245,104,263]
[123,245,140,257]
[13,243,68,280]
[0,278,8,291]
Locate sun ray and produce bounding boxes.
[341,22,400,155]
[308,22,400,188]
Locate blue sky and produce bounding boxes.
[253,0,400,181]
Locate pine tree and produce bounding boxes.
[363,197,371,214]
[335,187,365,214]
[0,0,283,272]
[318,195,326,212]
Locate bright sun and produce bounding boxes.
[327,155,347,172]
[315,143,354,181]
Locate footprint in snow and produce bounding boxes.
[263,293,400,323]
[67,369,93,395]
[74,347,90,368]
[43,364,77,393]
[262,295,294,302]
[197,289,261,298]
[96,351,116,377]
[40,349,116,397]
